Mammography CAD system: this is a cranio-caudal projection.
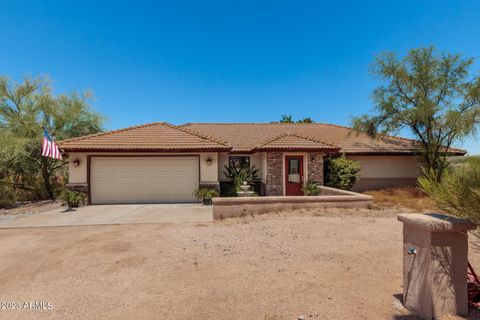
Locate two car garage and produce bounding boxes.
[89,156,200,205]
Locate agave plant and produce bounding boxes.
[223,165,259,193]
[301,179,320,196]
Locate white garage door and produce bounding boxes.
[90,157,199,204]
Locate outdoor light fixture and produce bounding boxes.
[73,159,80,167]
[206,157,212,166]
[311,157,315,163]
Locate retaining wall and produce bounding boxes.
[212,186,373,220]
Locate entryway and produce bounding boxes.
[285,155,304,196]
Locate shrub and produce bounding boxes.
[301,180,320,196]
[419,158,480,224]
[324,155,361,190]
[58,189,87,208]
[0,184,16,208]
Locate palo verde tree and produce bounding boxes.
[352,47,480,179]
[0,76,104,200]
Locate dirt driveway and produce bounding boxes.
[0,204,212,228]
[0,208,478,320]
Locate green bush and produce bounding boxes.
[0,184,16,208]
[58,189,87,208]
[301,180,320,196]
[324,155,361,190]
[419,158,480,224]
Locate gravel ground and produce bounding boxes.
[0,201,62,223]
[0,208,478,320]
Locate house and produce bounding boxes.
[59,122,465,204]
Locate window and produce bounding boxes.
[229,156,250,169]
[288,158,301,183]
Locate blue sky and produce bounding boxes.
[1,0,479,154]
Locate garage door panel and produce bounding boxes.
[90,157,199,204]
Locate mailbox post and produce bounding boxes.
[398,213,476,319]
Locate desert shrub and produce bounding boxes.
[301,180,320,196]
[324,155,361,190]
[419,157,480,224]
[0,184,16,208]
[58,189,87,208]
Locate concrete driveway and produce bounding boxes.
[0,204,212,228]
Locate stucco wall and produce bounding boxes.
[347,155,422,191]
[67,152,219,185]
[68,153,88,184]
[347,155,421,178]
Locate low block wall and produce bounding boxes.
[212,186,373,220]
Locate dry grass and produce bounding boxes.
[364,186,437,212]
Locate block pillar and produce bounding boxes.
[397,213,476,319]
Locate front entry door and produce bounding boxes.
[285,156,304,196]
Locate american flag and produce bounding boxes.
[42,128,62,160]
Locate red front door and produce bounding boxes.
[285,156,304,196]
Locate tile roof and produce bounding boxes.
[59,122,230,151]
[180,122,466,155]
[256,132,339,152]
[59,121,466,155]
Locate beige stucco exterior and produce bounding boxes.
[347,155,422,191]
[67,151,426,202]
[347,155,421,178]
[67,152,219,186]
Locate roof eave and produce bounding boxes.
[61,147,232,153]
[255,147,340,153]
[343,150,467,156]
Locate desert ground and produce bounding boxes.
[0,189,478,320]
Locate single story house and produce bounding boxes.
[59,122,465,204]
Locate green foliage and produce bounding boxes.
[324,155,361,190]
[297,117,314,123]
[419,157,480,224]
[193,187,219,200]
[280,114,294,123]
[0,75,104,199]
[0,183,17,208]
[301,179,320,196]
[448,155,480,168]
[352,47,480,179]
[58,189,87,208]
[278,114,315,123]
[223,165,259,194]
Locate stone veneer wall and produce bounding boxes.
[265,152,283,196]
[307,152,324,185]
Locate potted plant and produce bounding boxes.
[301,180,320,196]
[58,189,87,208]
[194,187,219,205]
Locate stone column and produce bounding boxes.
[397,213,476,319]
[307,152,324,185]
[265,152,283,196]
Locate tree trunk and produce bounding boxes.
[41,160,55,199]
